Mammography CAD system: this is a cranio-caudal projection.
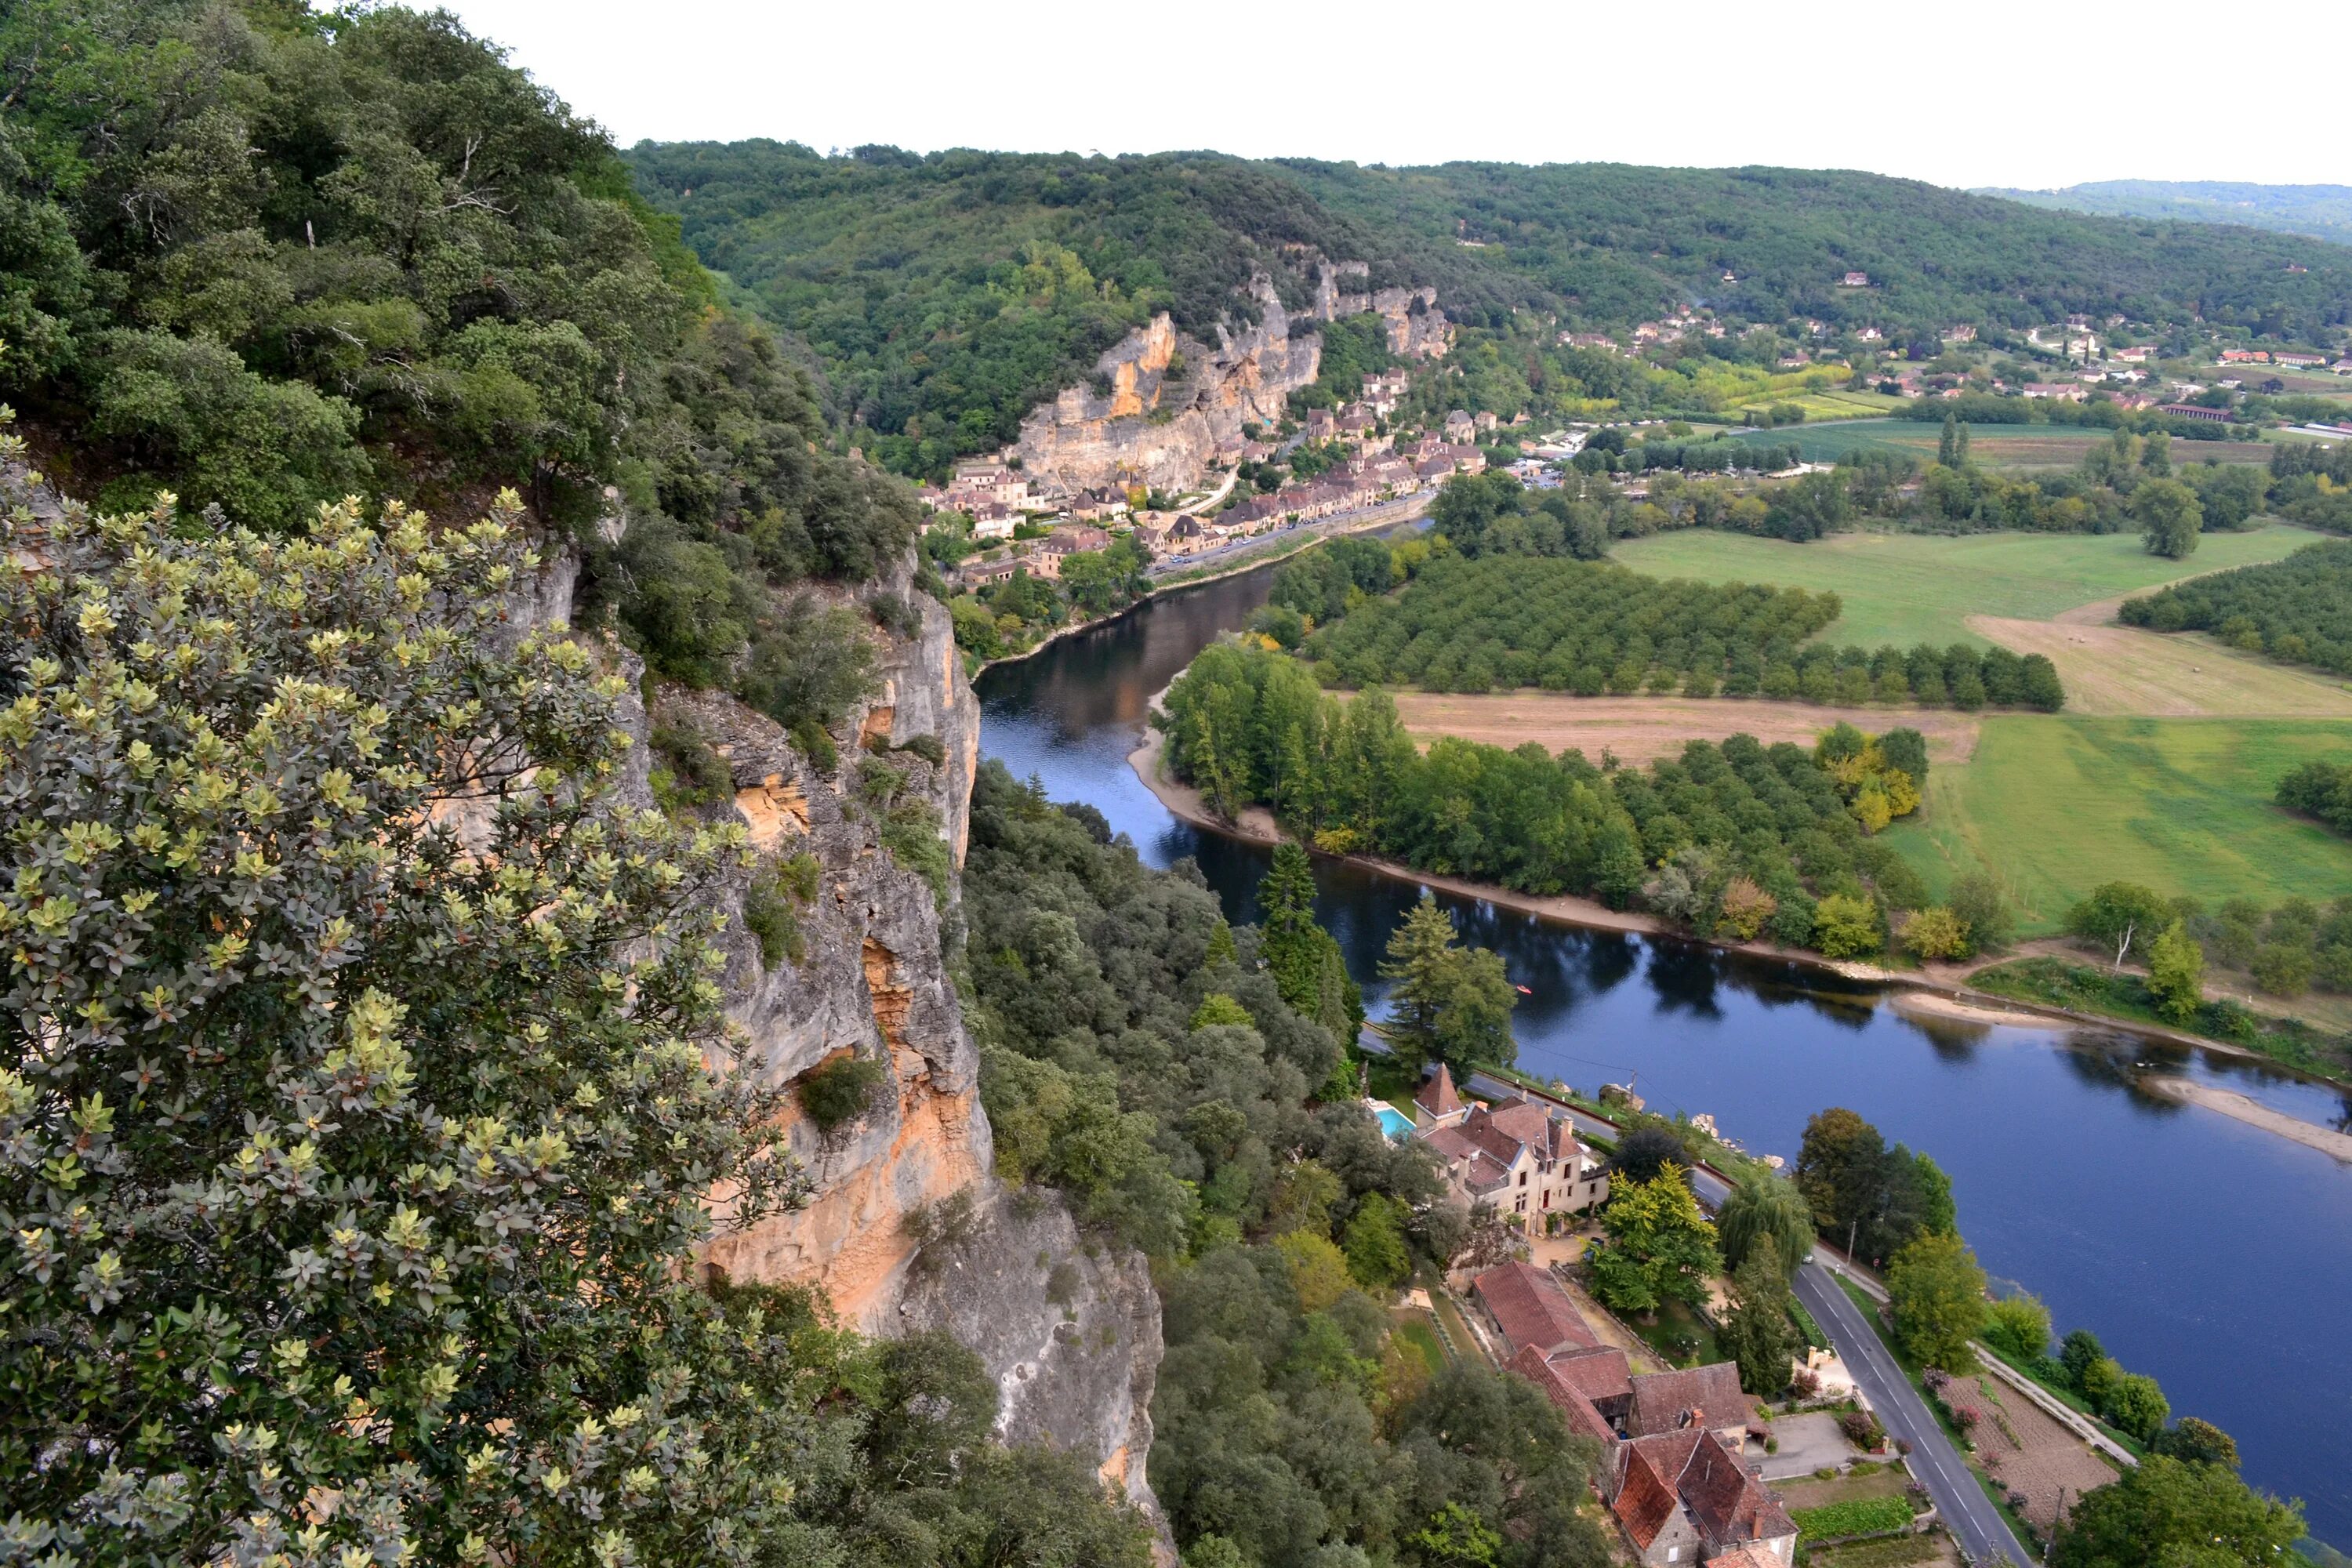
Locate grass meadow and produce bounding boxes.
[1607,525,2321,648]
[1886,717,2352,930]
[1717,417,2274,469]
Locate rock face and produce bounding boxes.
[1016,263,1450,495]
[642,554,1168,1522]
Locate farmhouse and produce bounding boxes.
[1841,270,1869,287]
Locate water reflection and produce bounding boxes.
[975,553,2352,1548]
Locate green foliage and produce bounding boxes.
[2150,1417,2241,1470]
[0,476,821,1560]
[1191,993,1254,1030]
[1377,895,1518,1075]
[1584,1171,1722,1316]
[798,1052,890,1133]
[1718,1175,1816,1282]
[1166,642,1936,958]
[1812,893,1883,958]
[1791,1496,1918,1543]
[878,795,952,909]
[2146,920,2206,1023]
[1342,1192,1414,1293]
[2122,539,2352,676]
[1719,1237,1799,1396]
[1886,1232,1989,1371]
[2134,477,2203,559]
[1258,843,1364,1041]
[2276,757,2352,837]
[2052,1455,2303,1568]
[1982,1293,2053,1363]
[1795,1109,1953,1265]
[1947,872,2016,956]
[1900,906,1968,960]
[743,851,820,966]
[2064,881,2179,964]
[649,716,732,815]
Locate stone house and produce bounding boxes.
[1609,1427,1796,1568]
[1419,1089,1607,1224]
[1305,408,1338,441]
[1160,516,1209,555]
[1041,525,1110,557]
[1443,409,1477,441]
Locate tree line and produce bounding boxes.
[2122,539,2352,677]
[1161,641,1956,960]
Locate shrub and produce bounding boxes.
[1900,906,1969,961]
[1813,894,1884,959]
[799,1053,891,1133]
[1983,1294,2053,1362]
[744,852,821,966]
[650,717,734,815]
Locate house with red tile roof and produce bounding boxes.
[1472,1261,1598,1357]
[1609,1426,1796,1568]
[1421,1094,1607,1223]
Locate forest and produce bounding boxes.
[2120,539,2352,674]
[619,140,2352,479]
[960,763,1615,1568]
[1283,541,2065,712]
[1160,640,1947,959]
[0,0,913,746]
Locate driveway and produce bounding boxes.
[1794,1261,2031,1567]
[1760,1410,1861,1481]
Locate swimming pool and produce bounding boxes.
[1370,1102,1414,1142]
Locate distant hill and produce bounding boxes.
[627,145,2352,477]
[1975,181,2352,244]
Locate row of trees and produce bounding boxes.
[2122,539,2352,677]
[1294,545,2063,710]
[1161,641,1940,960]
[960,766,1618,1568]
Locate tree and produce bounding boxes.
[1901,906,1969,960]
[1717,1175,1816,1282]
[2147,920,2205,1024]
[1276,1229,1356,1312]
[2066,882,2175,967]
[1947,872,2015,956]
[2053,1455,2303,1568]
[0,485,809,1560]
[1983,1294,2052,1363]
[1584,1170,1722,1316]
[1613,1125,1693,1186]
[1811,893,1882,958]
[2059,1328,2108,1390]
[2151,1417,2241,1470]
[2135,477,2204,559]
[1381,895,1460,1062]
[1886,1232,1989,1370]
[1257,843,1363,1042]
[1378,895,1517,1075]
[1342,1192,1413,1291]
[2107,1372,2171,1443]
[1719,1238,1798,1396]
[1796,1108,1886,1236]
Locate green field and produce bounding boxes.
[1608,526,2321,648]
[1717,417,2275,469]
[1887,717,2352,930]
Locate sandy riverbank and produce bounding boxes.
[1127,722,2352,1159]
[2143,1077,2352,1163]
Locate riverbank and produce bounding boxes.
[2143,1076,2352,1162]
[970,492,1432,677]
[1127,724,2352,1156]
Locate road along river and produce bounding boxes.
[974,560,2352,1549]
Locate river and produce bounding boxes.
[975,561,2352,1549]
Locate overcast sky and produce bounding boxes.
[439,0,2349,192]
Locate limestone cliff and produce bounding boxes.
[643,556,1166,1521]
[1016,262,1449,494]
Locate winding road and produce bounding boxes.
[1793,1261,2032,1567]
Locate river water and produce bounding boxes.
[975,561,2352,1548]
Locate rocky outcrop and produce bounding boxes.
[644,551,1164,1526]
[895,1185,1166,1516]
[1017,263,1449,495]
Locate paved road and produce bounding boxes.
[1145,492,1431,579]
[1794,1261,2031,1567]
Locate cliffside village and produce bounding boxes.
[916,365,1509,590]
[1406,1065,1813,1568]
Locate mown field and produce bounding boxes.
[1719,418,2274,469]
[1608,525,2321,648]
[1887,717,2352,931]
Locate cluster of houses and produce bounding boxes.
[1471,1258,1798,1567]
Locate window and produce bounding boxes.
[1541,1191,1552,1208]
[1515,1196,1526,1214]
[1667,1550,1679,1565]
[1518,1171,1528,1186]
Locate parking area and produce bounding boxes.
[1761,1410,1866,1480]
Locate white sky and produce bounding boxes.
[439,0,2351,192]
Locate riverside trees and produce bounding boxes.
[1161,641,1934,960]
